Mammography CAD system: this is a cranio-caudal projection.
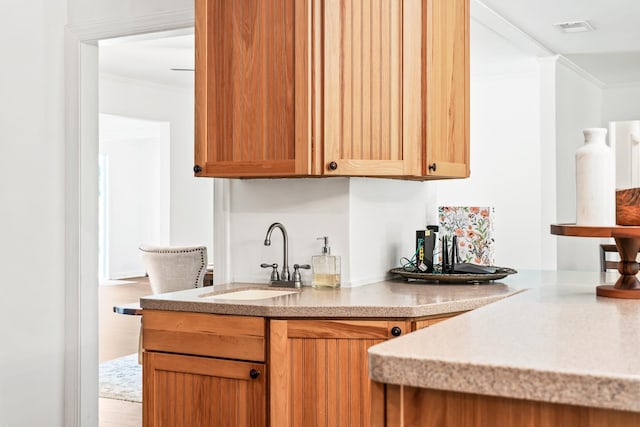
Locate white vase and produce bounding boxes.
[575,128,615,226]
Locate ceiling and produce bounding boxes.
[478,0,640,85]
[98,0,640,88]
[99,28,194,89]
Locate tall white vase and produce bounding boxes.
[575,128,615,226]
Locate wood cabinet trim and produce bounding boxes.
[423,0,470,178]
[284,319,411,339]
[194,0,208,174]
[402,0,423,176]
[294,0,312,175]
[269,320,291,427]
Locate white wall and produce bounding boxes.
[229,179,350,285]
[0,1,66,426]
[435,21,545,271]
[435,70,542,270]
[603,84,640,125]
[554,60,604,271]
[227,178,436,287]
[539,58,559,270]
[68,0,191,26]
[100,75,214,264]
[349,179,436,285]
[99,115,171,278]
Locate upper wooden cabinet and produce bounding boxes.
[194,0,469,180]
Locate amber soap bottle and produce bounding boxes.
[311,236,341,288]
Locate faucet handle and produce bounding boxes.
[260,263,280,281]
[292,264,311,288]
[294,264,311,270]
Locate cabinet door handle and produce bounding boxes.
[193,164,202,173]
[249,369,261,379]
[428,163,437,172]
[328,161,338,171]
[390,326,402,337]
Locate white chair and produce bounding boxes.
[137,245,207,364]
[139,245,208,294]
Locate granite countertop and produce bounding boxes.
[368,270,640,412]
[139,278,523,318]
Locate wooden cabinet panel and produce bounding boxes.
[195,0,310,177]
[143,310,266,361]
[424,0,470,178]
[384,385,640,427]
[270,319,411,427]
[144,351,266,427]
[322,0,421,177]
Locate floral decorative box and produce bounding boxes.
[437,206,495,265]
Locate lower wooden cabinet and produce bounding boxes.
[383,385,640,427]
[142,311,458,426]
[142,310,267,427]
[269,319,411,427]
[143,352,266,427]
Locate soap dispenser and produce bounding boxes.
[312,236,341,288]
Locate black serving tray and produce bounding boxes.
[389,267,517,284]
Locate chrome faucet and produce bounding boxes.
[264,222,291,282]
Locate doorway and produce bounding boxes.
[93,27,213,426]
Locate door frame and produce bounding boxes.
[64,8,231,426]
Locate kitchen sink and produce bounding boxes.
[199,289,298,300]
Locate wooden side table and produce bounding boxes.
[550,224,640,299]
[113,302,142,316]
[204,269,214,287]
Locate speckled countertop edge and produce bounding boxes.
[140,293,520,318]
[140,281,523,318]
[369,348,640,412]
[367,275,640,413]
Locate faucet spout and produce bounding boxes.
[264,222,290,281]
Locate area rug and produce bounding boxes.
[99,353,142,403]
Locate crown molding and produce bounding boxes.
[556,55,605,88]
[471,0,553,57]
[603,81,640,90]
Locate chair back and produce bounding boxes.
[139,245,207,294]
[599,244,618,272]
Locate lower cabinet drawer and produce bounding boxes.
[143,310,266,362]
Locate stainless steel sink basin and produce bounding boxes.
[200,289,298,301]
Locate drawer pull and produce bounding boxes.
[249,369,261,379]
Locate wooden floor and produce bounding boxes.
[99,276,151,427]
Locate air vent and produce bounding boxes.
[553,20,594,33]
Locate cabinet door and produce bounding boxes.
[194,0,311,177]
[321,0,423,177]
[269,319,411,427]
[424,0,470,178]
[143,352,266,427]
